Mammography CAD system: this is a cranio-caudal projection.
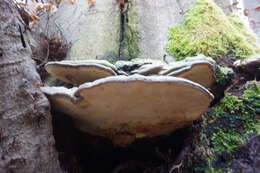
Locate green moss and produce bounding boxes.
[203,165,232,173]
[242,83,260,134]
[44,76,58,86]
[188,83,260,172]
[122,3,140,60]
[166,0,260,61]
[228,14,260,59]
[99,52,119,64]
[215,66,233,86]
[219,93,242,113]
[211,130,244,153]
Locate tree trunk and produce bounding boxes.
[0,0,62,172]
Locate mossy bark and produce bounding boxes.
[119,0,140,61]
[166,0,260,61]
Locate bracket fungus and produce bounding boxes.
[131,64,165,76]
[115,59,166,75]
[42,75,213,146]
[114,61,145,75]
[160,56,216,89]
[45,60,118,85]
[234,56,260,79]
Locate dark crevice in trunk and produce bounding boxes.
[18,24,26,48]
[118,3,126,60]
[118,0,129,60]
[0,48,3,57]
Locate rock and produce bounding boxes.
[39,0,120,60]
[42,75,213,146]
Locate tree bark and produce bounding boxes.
[0,0,62,172]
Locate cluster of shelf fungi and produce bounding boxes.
[42,55,217,147]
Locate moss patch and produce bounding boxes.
[186,82,260,172]
[215,66,233,85]
[166,0,260,61]
[121,2,140,60]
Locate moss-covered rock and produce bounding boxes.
[166,0,260,61]
[186,82,260,172]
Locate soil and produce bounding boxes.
[230,135,260,173]
[52,111,193,173]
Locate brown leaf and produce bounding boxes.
[117,0,124,7]
[43,3,53,11]
[55,0,61,5]
[87,0,95,7]
[254,6,260,11]
[65,0,76,5]
[34,4,44,13]
[31,14,40,21]
[17,2,27,8]
[30,20,37,29]
[232,2,239,6]
[244,9,249,16]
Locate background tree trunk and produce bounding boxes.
[0,0,62,172]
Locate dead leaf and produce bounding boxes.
[117,0,124,7]
[244,9,249,16]
[254,6,260,11]
[232,2,239,6]
[55,0,61,5]
[17,2,27,8]
[34,4,44,12]
[30,20,37,29]
[66,0,76,5]
[43,3,53,12]
[50,38,61,44]
[31,14,40,21]
[87,0,95,7]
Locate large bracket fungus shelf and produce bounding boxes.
[45,60,118,85]
[42,75,213,146]
[160,56,216,89]
[45,55,216,90]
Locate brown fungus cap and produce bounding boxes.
[131,64,164,75]
[115,59,166,75]
[234,56,260,79]
[45,60,117,85]
[42,75,213,146]
[160,55,216,89]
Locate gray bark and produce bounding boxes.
[36,0,121,61]
[0,0,62,172]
